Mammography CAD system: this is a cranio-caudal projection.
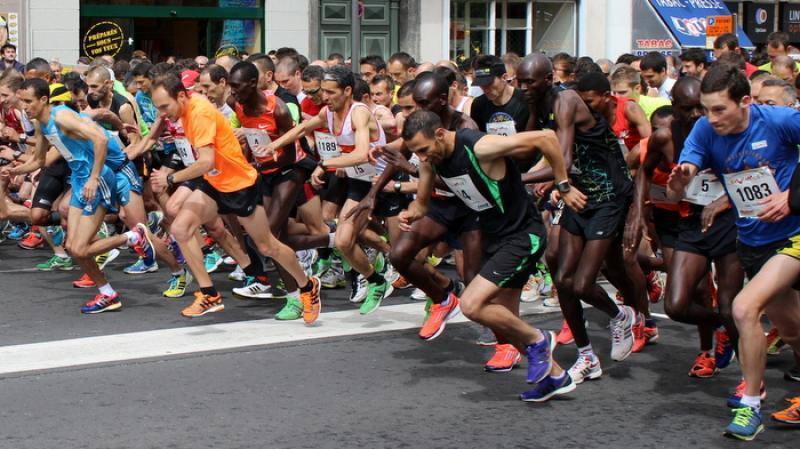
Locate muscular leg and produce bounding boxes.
[713,252,745,346]
[238,204,309,287]
[336,199,374,276]
[171,191,226,288]
[389,216,448,300]
[606,240,649,317]
[664,251,720,327]
[65,206,108,287]
[264,176,303,292]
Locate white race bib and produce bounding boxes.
[440,174,493,211]
[486,121,517,137]
[314,131,342,160]
[684,173,725,206]
[723,166,780,218]
[243,128,272,154]
[174,138,196,165]
[345,163,377,181]
[648,184,676,206]
[44,133,74,162]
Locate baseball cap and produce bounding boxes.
[472,63,506,87]
[181,69,200,89]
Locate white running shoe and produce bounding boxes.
[384,261,400,285]
[520,275,539,303]
[233,278,274,299]
[349,275,369,303]
[568,355,603,384]
[96,248,120,271]
[228,265,246,281]
[610,305,635,361]
[410,287,428,301]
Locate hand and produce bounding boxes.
[233,128,247,146]
[701,195,730,231]
[549,189,561,206]
[367,146,384,165]
[0,145,15,161]
[757,190,790,223]
[667,164,693,200]
[380,145,416,174]
[398,201,425,232]
[0,166,14,180]
[82,176,98,202]
[253,144,275,160]
[560,185,587,213]
[623,209,643,253]
[335,168,347,178]
[534,181,554,198]
[150,168,169,194]
[344,195,375,221]
[310,166,326,188]
[2,127,20,143]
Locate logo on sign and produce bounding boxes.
[756,8,768,25]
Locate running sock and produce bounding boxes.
[367,271,385,284]
[55,251,69,258]
[200,286,218,297]
[614,306,626,321]
[171,269,185,277]
[578,344,595,359]
[740,394,762,410]
[98,283,115,297]
[327,232,336,248]
[299,279,314,293]
[552,370,567,381]
[287,289,300,299]
[123,230,141,246]
[243,263,264,278]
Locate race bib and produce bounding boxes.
[243,128,272,154]
[648,184,676,206]
[440,174,493,211]
[108,131,125,150]
[684,173,725,206]
[44,133,74,162]
[486,121,516,137]
[174,138,196,165]
[314,131,342,160]
[345,163,377,181]
[723,166,780,218]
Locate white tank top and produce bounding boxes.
[455,96,469,113]
[325,101,388,178]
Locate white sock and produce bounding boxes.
[124,230,140,247]
[328,232,336,248]
[740,394,761,410]
[55,251,68,258]
[440,294,451,306]
[172,269,185,277]
[287,289,300,299]
[578,344,595,360]
[98,283,115,297]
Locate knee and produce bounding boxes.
[732,298,759,327]
[170,220,194,243]
[572,277,595,300]
[334,228,355,253]
[69,243,89,259]
[30,209,47,226]
[460,295,481,321]
[389,244,414,271]
[663,294,687,322]
[554,271,572,292]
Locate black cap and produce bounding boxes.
[472,63,506,87]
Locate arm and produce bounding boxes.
[118,103,141,144]
[521,94,577,184]
[6,125,47,175]
[374,106,397,135]
[266,109,326,151]
[151,145,215,193]
[57,110,108,200]
[321,107,373,169]
[399,160,434,231]
[626,101,651,139]
[255,97,296,171]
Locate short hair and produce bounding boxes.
[249,54,275,73]
[432,65,457,86]
[650,105,674,124]
[700,64,750,103]
[773,56,797,72]
[86,65,112,81]
[230,61,260,82]
[472,54,504,75]
[276,56,300,75]
[640,52,667,72]
[24,57,50,75]
[615,53,639,65]
[296,54,309,71]
[276,47,299,60]
[301,64,324,82]
[66,77,88,96]
[323,65,355,90]
[151,62,179,77]
[201,64,228,84]
[502,52,521,69]
[152,74,187,99]
[0,69,23,90]
[761,78,797,103]
[413,72,449,98]
[551,52,576,75]
[21,78,50,100]
[131,61,154,79]
[576,72,611,93]
[713,52,746,71]
[611,65,642,87]
[327,53,345,64]
[388,51,417,69]
[575,61,603,80]
[768,32,791,49]
[680,48,707,68]
[397,79,416,98]
[713,33,739,51]
[1,43,16,53]
[402,109,442,141]
[369,74,394,92]
[360,55,386,72]
[353,78,370,101]
[749,69,770,81]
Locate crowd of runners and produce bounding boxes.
[0,30,799,441]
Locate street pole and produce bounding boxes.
[352,0,360,72]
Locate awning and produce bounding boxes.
[648,0,754,49]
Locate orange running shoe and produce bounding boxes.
[631,313,647,353]
[772,396,800,424]
[72,273,96,288]
[300,276,322,324]
[392,274,411,289]
[484,343,522,372]
[643,322,659,344]
[181,291,224,317]
[646,271,664,303]
[766,327,785,355]
[556,319,574,345]
[19,230,44,250]
[688,352,718,378]
[419,293,461,340]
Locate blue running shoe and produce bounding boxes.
[7,222,29,240]
[526,330,556,384]
[715,328,735,369]
[132,223,156,266]
[204,251,223,273]
[123,257,159,275]
[519,373,576,402]
[727,379,766,408]
[80,292,122,314]
[725,406,764,441]
[147,210,164,235]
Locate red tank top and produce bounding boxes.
[612,96,641,151]
[235,93,305,174]
[638,137,679,212]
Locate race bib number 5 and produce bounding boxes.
[684,173,725,206]
[723,166,780,218]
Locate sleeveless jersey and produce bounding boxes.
[612,95,642,151]
[572,110,633,205]
[235,93,305,174]
[325,101,387,179]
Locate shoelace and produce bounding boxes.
[731,407,756,426]
[715,331,729,354]
[611,313,626,343]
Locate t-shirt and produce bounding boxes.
[470,88,532,170]
[181,95,257,193]
[679,105,800,246]
[637,95,671,120]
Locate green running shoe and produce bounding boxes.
[276,296,303,320]
[360,280,394,315]
[36,255,74,271]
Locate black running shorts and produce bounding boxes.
[480,223,547,290]
[561,197,630,241]
[199,180,260,218]
[675,208,737,259]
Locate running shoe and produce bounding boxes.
[418,293,460,341]
[556,319,575,346]
[766,327,785,355]
[313,255,332,276]
[275,296,303,321]
[771,396,800,424]
[688,352,718,378]
[725,406,764,441]
[36,255,74,271]
[646,271,664,303]
[426,255,442,267]
[80,292,122,314]
[715,328,736,369]
[7,222,29,240]
[72,273,95,288]
[484,343,522,372]
[392,274,411,289]
[204,251,223,273]
[610,305,635,361]
[785,366,800,383]
[18,231,43,250]
[543,295,559,308]
[631,313,647,353]
[519,373,576,402]
[320,265,346,288]
[476,325,498,346]
[95,248,120,271]
[643,322,659,344]
[423,297,433,324]
[163,271,192,298]
[537,262,553,297]
[727,379,766,408]
[349,274,369,304]
[359,280,393,315]
[181,291,224,317]
[526,330,556,384]
[520,275,539,303]
[131,223,156,265]
[147,210,164,236]
[444,253,456,265]
[123,258,159,275]
[233,277,274,299]
[223,256,236,265]
[410,287,428,301]
[568,355,602,384]
[228,265,246,282]
[300,276,321,324]
[297,250,317,276]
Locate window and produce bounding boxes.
[450,0,575,63]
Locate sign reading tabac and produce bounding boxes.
[82,21,125,58]
[705,15,733,48]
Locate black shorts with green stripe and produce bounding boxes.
[480,222,547,290]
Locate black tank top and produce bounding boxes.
[88,92,134,145]
[434,128,544,238]
[571,110,633,205]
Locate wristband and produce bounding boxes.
[394,181,402,193]
[167,174,175,188]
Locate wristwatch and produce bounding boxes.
[394,181,402,193]
[556,180,571,193]
[166,174,175,188]
[19,134,27,145]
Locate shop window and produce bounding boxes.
[82,0,259,6]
